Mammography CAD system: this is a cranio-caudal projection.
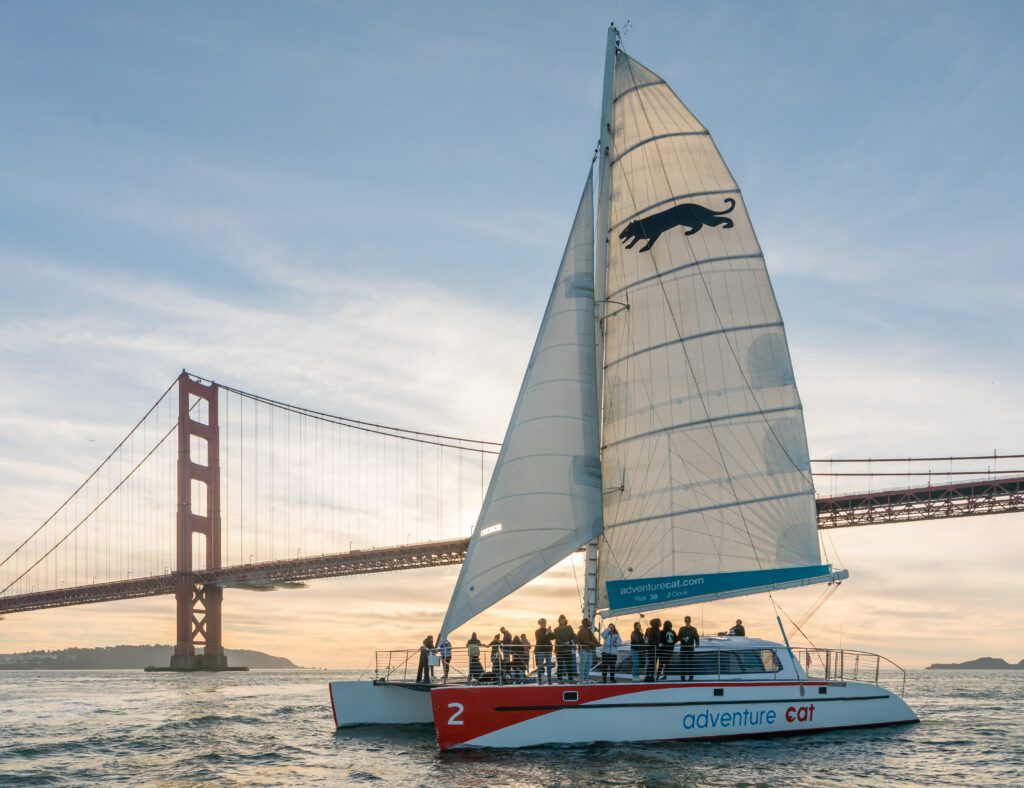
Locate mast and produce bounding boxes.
[583,23,618,624]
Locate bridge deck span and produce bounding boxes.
[3,477,1022,617]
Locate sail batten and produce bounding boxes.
[439,172,603,638]
[596,50,833,613]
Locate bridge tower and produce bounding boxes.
[168,372,233,670]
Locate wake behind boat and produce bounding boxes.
[330,25,918,749]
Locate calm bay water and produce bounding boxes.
[1,668,1021,786]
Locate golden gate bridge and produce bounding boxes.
[2,371,1021,669]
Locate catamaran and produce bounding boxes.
[329,25,918,750]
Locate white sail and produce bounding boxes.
[440,173,603,638]
[597,52,843,616]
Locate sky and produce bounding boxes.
[1,1,1022,669]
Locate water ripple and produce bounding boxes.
[1,669,1022,785]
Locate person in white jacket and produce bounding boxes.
[599,623,622,683]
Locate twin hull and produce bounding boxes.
[330,679,918,750]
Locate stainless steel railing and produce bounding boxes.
[792,647,908,696]
[374,645,798,686]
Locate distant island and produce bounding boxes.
[0,645,300,670]
[927,657,1024,670]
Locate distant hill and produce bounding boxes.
[927,656,1022,670]
[0,645,300,670]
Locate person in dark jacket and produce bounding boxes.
[500,627,513,680]
[643,619,661,682]
[553,614,577,683]
[658,621,677,680]
[729,619,745,637]
[489,634,502,681]
[510,635,523,683]
[630,622,646,681]
[518,633,531,682]
[535,619,555,684]
[678,615,700,681]
[416,635,434,684]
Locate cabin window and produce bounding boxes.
[714,648,783,675]
[760,649,783,673]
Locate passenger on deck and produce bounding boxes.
[416,635,434,684]
[658,621,677,681]
[679,615,700,681]
[534,618,555,685]
[630,622,646,681]
[577,618,599,684]
[600,623,622,683]
[438,636,452,682]
[511,636,524,683]
[518,633,531,683]
[729,619,745,636]
[553,614,577,684]
[644,619,661,682]
[466,633,483,681]
[489,634,502,680]
[500,627,513,678]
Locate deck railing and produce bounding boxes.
[375,645,908,696]
[373,645,839,686]
[792,647,908,696]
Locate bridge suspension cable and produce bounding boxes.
[3,370,1021,609]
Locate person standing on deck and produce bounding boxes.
[553,615,577,684]
[577,618,599,683]
[489,634,502,681]
[438,636,452,682]
[729,619,745,636]
[658,621,677,681]
[679,615,700,681]
[519,633,531,683]
[466,633,483,682]
[416,635,434,684]
[534,619,554,685]
[600,623,622,683]
[644,619,661,682]
[630,622,646,681]
[500,627,513,679]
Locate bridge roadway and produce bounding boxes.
[3,476,1022,617]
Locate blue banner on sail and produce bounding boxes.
[606,565,833,612]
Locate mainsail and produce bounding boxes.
[596,50,844,616]
[439,173,604,638]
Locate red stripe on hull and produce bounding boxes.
[430,681,828,750]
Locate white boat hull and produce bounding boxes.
[429,679,918,750]
[329,680,433,727]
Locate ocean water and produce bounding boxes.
[1,669,1021,786]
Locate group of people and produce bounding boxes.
[414,616,747,685]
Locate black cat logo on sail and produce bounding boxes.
[619,198,736,252]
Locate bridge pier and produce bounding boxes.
[161,373,242,672]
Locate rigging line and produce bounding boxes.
[613,55,766,571]
[0,375,178,570]
[192,375,502,450]
[626,55,815,492]
[1,413,183,595]
[796,582,839,631]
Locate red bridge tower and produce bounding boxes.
[168,372,235,670]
